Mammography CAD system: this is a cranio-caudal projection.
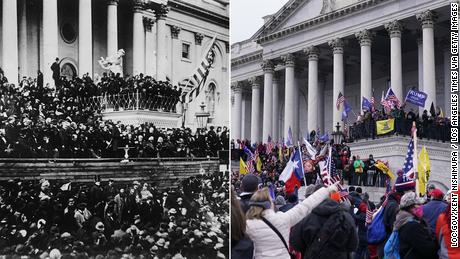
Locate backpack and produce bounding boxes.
[383,219,415,259]
[304,210,349,259]
[367,207,386,243]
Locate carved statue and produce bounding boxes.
[98,49,125,76]
[320,0,336,14]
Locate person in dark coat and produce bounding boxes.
[352,203,368,259]
[279,193,297,212]
[238,174,261,214]
[423,188,447,234]
[231,189,254,259]
[290,185,359,258]
[50,58,60,87]
[392,192,439,259]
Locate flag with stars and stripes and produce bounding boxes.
[336,91,346,111]
[365,207,374,227]
[322,147,349,203]
[246,150,258,173]
[267,135,275,154]
[402,138,415,179]
[344,123,348,139]
[371,89,375,112]
[385,87,402,108]
[381,91,391,113]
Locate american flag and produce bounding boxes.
[402,138,415,179]
[246,150,258,173]
[371,90,375,112]
[344,123,348,139]
[267,135,275,154]
[380,91,391,113]
[365,207,374,227]
[321,148,349,203]
[385,87,402,108]
[336,92,346,111]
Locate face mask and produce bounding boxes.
[411,205,423,217]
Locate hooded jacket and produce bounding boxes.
[377,192,400,258]
[393,210,439,259]
[436,211,460,259]
[290,198,359,259]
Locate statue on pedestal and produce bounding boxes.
[98,49,125,77]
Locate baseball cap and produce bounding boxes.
[428,189,443,199]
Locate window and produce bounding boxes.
[182,43,190,59]
[60,22,77,44]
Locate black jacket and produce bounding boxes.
[290,198,358,258]
[231,236,254,259]
[399,220,439,259]
[377,192,400,257]
[352,211,368,245]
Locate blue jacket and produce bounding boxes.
[423,199,447,234]
[231,236,254,259]
[352,211,368,245]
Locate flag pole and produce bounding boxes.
[299,141,308,188]
[413,121,419,196]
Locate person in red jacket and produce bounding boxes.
[436,185,460,259]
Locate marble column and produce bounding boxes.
[294,66,303,144]
[281,53,296,144]
[355,29,375,111]
[328,38,347,132]
[440,37,451,117]
[416,10,438,111]
[249,76,262,143]
[412,29,424,114]
[385,20,406,105]
[79,0,93,77]
[107,0,119,57]
[133,1,145,76]
[2,0,18,86]
[242,90,252,140]
[272,71,281,142]
[18,0,27,78]
[231,82,244,140]
[261,60,275,143]
[318,72,328,133]
[304,46,321,133]
[143,17,156,76]
[155,4,169,81]
[43,0,59,88]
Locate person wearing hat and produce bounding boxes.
[279,193,297,212]
[351,203,369,259]
[245,183,340,259]
[392,192,438,259]
[423,188,447,234]
[377,170,416,258]
[238,174,261,214]
[92,221,108,247]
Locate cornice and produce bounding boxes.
[168,0,229,29]
[231,50,264,68]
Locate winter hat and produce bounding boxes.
[287,193,297,203]
[400,192,425,209]
[330,191,341,201]
[356,187,363,194]
[348,186,355,192]
[394,170,415,192]
[95,222,105,231]
[304,184,316,198]
[241,174,261,192]
[359,203,367,213]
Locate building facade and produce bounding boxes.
[1,0,229,129]
[231,0,455,144]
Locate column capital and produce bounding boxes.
[108,0,119,6]
[294,66,304,78]
[143,17,155,32]
[328,38,348,54]
[355,29,375,46]
[231,81,244,93]
[260,59,276,73]
[303,45,321,61]
[416,10,439,29]
[412,29,423,45]
[384,20,406,38]
[170,25,181,39]
[133,0,144,12]
[281,53,297,67]
[439,37,450,52]
[273,71,282,83]
[155,4,169,20]
[248,76,262,89]
[242,90,252,100]
[195,32,204,45]
[318,71,329,83]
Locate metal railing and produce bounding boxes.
[80,90,180,113]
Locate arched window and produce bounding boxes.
[206,83,216,119]
[61,63,77,81]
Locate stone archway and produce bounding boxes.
[59,57,78,81]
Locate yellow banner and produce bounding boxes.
[376,119,395,135]
[257,156,262,172]
[240,157,247,175]
[418,147,431,196]
[279,148,283,163]
[374,161,395,181]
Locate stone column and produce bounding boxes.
[272,71,281,142]
[385,20,406,105]
[355,29,375,110]
[261,60,275,143]
[242,90,252,140]
[133,0,145,76]
[318,72,328,133]
[3,0,18,86]
[412,29,424,114]
[281,53,296,144]
[170,25,181,81]
[143,17,156,76]
[231,82,244,140]
[107,0,119,57]
[416,10,438,111]
[249,76,262,143]
[43,0,59,88]
[304,46,321,133]
[155,4,169,81]
[79,0,93,77]
[440,37,451,116]
[328,38,347,131]
[18,0,27,78]
[294,66,303,143]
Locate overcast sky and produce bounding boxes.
[230,0,287,44]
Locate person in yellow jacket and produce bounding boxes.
[354,155,364,186]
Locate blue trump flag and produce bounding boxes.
[286,126,293,146]
[269,184,276,201]
[404,89,428,107]
[362,97,372,111]
[319,132,329,142]
[342,100,352,121]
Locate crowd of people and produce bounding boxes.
[0,171,228,258]
[0,74,228,159]
[350,106,451,142]
[231,139,457,259]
